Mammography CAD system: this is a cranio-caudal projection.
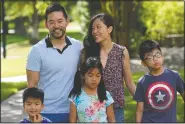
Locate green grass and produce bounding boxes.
[1,43,31,77]
[1,82,27,102]
[125,70,184,122]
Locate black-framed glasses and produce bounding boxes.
[144,52,162,61]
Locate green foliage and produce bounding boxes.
[139,1,184,40]
[1,82,27,101]
[71,1,90,37]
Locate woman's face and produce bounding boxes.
[92,18,112,43]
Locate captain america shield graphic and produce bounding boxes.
[146,82,174,111]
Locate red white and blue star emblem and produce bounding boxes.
[146,82,174,111]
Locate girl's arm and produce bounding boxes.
[122,48,136,96]
[106,104,116,122]
[69,102,77,122]
[136,102,144,123]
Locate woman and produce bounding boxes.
[80,13,136,122]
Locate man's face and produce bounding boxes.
[45,11,69,39]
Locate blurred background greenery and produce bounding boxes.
[1,1,184,122]
[2,1,184,50]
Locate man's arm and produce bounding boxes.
[136,102,144,123]
[26,70,40,88]
[123,48,136,96]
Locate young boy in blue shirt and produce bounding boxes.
[134,40,184,123]
[20,87,51,123]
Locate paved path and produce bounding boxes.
[1,75,27,82]
[1,90,27,122]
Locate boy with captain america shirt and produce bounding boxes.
[134,40,184,123]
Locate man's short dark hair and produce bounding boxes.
[45,2,68,21]
[139,39,161,61]
[23,87,44,104]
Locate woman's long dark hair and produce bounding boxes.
[69,57,107,102]
[83,13,114,58]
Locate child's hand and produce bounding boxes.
[33,114,42,123]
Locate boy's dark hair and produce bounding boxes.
[69,57,107,102]
[45,2,68,21]
[23,87,44,104]
[139,39,161,61]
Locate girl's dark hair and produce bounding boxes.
[83,13,114,58]
[23,87,44,104]
[139,39,161,61]
[69,57,107,102]
[45,2,68,21]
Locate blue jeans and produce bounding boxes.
[114,108,124,122]
[41,113,69,123]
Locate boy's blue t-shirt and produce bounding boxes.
[20,116,51,123]
[134,68,184,123]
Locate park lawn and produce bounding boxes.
[1,82,27,102]
[124,70,184,122]
[1,43,30,77]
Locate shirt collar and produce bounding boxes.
[45,34,72,48]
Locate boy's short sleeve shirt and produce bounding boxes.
[133,68,184,122]
[20,117,52,123]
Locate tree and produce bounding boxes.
[88,1,137,50]
[5,1,48,44]
[5,1,77,44]
[139,1,184,41]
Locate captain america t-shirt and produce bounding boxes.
[134,68,184,123]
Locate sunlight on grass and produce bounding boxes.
[1,57,27,77]
[1,82,27,101]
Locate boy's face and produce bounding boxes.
[24,97,44,117]
[142,48,164,70]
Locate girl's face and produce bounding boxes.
[92,18,112,43]
[84,68,101,90]
[24,97,44,117]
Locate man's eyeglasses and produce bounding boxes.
[144,52,162,61]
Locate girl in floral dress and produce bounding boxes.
[69,57,115,122]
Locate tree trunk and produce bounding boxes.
[29,1,39,45]
[98,1,136,51]
[14,17,27,36]
[88,0,101,17]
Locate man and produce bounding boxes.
[26,3,82,122]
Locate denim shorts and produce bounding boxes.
[41,113,69,123]
[114,108,124,122]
